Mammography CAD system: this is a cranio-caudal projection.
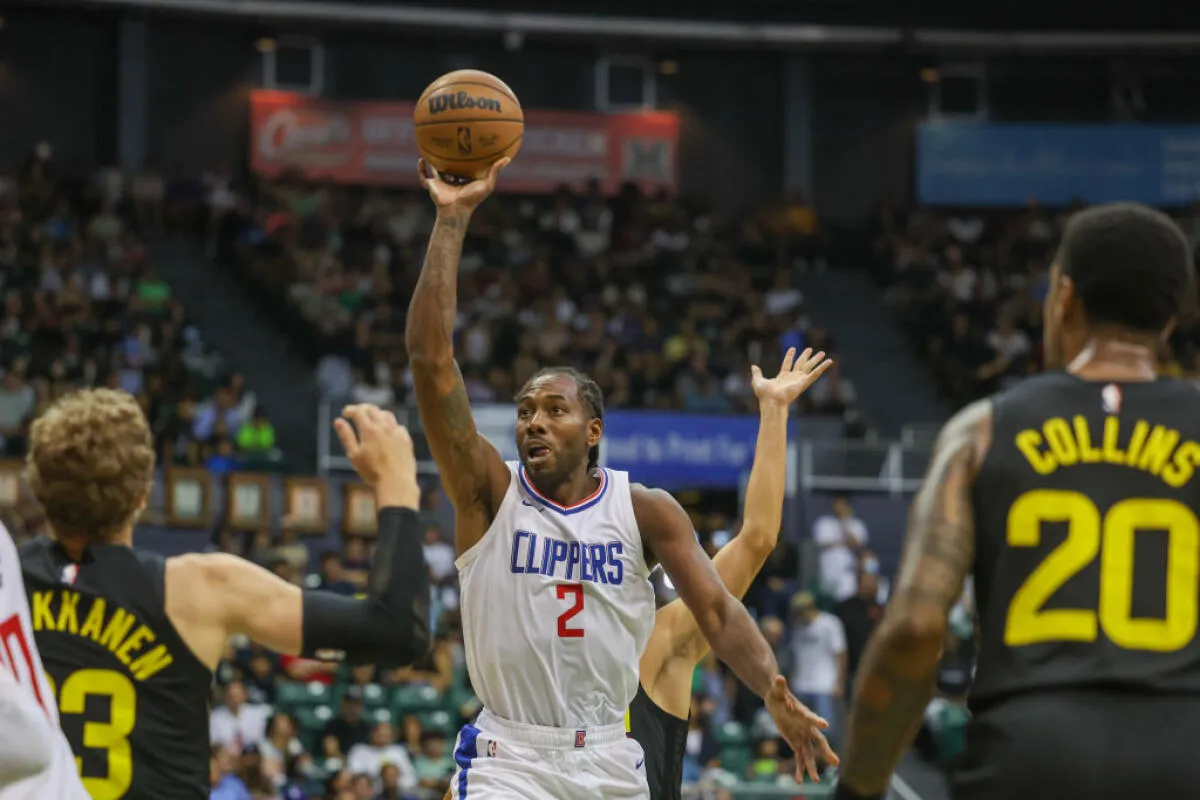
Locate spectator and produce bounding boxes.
[375,762,409,800]
[811,495,869,603]
[260,712,306,788]
[210,679,271,753]
[210,744,252,800]
[788,591,847,747]
[322,687,372,757]
[834,569,885,697]
[312,552,357,595]
[0,369,34,456]
[412,731,453,796]
[345,722,418,794]
[237,407,277,454]
[422,524,455,585]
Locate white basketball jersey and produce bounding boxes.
[458,463,656,728]
[0,528,89,799]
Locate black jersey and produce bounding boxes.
[626,681,689,800]
[20,537,212,800]
[969,371,1200,711]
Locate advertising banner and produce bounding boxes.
[250,90,680,194]
[917,122,1200,207]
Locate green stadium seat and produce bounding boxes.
[333,682,388,712]
[444,687,479,717]
[715,721,749,748]
[368,706,394,725]
[934,704,970,765]
[293,705,334,752]
[393,683,443,714]
[718,744,753,777]
[274,681,332,713]
[418,710,458,737]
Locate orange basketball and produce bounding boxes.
[414,70,523,181]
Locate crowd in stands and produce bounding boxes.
[879,199,1200,406]
[216,176,855,421]
[0,144,283,540]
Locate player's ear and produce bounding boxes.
[586,417,603,450]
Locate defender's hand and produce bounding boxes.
[418,157,510,212]
[334,404,419,509]
[764,675,839,783]
[752,347,833,408]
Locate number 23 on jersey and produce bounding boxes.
[1005,489,1199,652]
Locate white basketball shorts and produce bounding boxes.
[449,708,649,800]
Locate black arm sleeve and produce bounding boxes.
[300,507,430,667]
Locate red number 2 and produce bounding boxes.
[0,614,48,713]
[556,584,585,638]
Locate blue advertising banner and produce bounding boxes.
[917,123,1200,207]
[600,409,785,488]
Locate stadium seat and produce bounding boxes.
[715,721,750,748]
[368,706,394,725]
[719,744,753,777]
[393,683,443,714]
[934,704,970,765]
[274,681,333,714]
[418,710,458,738]
[293,705,334,752]
[334,682,388,712]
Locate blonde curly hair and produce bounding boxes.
[26,388,156,542]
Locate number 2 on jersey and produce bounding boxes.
[47,668,138,800]
[557,583,585,638]
[1006,489,1200,652]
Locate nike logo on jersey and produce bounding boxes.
[635,758,645,770]
[509,529,625,585]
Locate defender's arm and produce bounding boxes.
[835,400,991,799]
[640,402,789,714]
[0,667,54,785]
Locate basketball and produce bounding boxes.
[414,70,524,181]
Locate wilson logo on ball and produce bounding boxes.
[427,91,503,115]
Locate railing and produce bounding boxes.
[682,783,833,799]
[319,400,933,494]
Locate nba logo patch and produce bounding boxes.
[60,564,78,586]
[487,740,497,758]
[1102,383,1122,414]
[574,730,586,748]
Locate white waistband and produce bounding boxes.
[475,708,627,750]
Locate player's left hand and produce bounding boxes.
[752,347,833,408]
[764,675,839,783]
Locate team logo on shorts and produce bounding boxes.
[574,730,586,748]
[487,740,497,758]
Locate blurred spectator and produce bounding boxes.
[812,495,869,603]
[788,591,847,747]
[322,687,371,757]
[211,744,252,800]
[260,712,306,788]
[345,722,417,794]
[312,552,357,595]
[238,407,277,454]
[211,679,271,752]
[835,568,885,697]
[0,369,34,456]
[422,524,455,585]
[411,731,453,796]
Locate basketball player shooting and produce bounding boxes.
[408,158,831,800]
[0,525,89,800]
[20,392,431,799]
[834,203,1199,800]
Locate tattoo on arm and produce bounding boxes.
[839,402,989,794]
[407,211,469,360]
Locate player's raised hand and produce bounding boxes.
[418,157,511,212]
[334,404,420,509]
[764,675,839,783]
[751,347,833,408]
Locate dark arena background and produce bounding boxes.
[2,0,1200,797]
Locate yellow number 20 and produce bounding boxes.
[1006,489,1200,652]
[46,669,137,800]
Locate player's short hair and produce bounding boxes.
[26,388,155,543]
[1058,202,1194,333]
[521,366,605,469]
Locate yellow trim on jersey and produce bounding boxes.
[625,707,632,733]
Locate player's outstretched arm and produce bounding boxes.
[834,400,991,800]
[0,666,53,785]
[406,158,512,554]
[634,483,836,782]
[641,349,831,715]
[166,406,430,669]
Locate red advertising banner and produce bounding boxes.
[249,90,680,194]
